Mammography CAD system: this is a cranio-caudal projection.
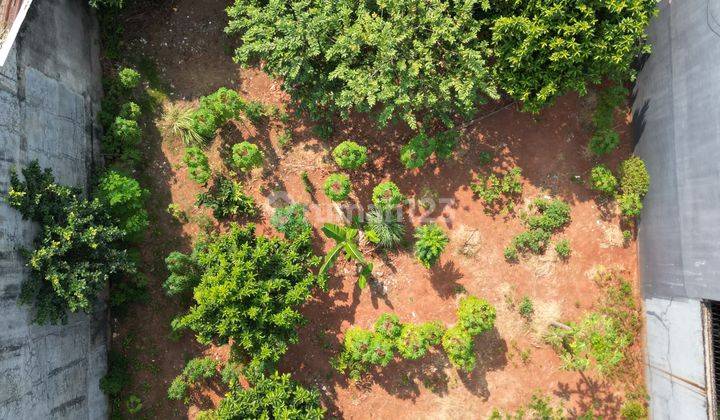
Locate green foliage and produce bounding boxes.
[206,370,325,419]
[470,167,523,212]
[555,239,571,260]
[372,181,405,211]
[332,140,368,170]
[503,245,519,262]
[97,170,149,240]
[100,350,130,397]
[490,4,653,112]
[489,393,565,420]
[167,203,188,223]
[319,223,373,289]
[621,399,648,420]
[413,223,448,268]
[231,141,264,172]
[512,229,551,254]
[396,322,445,360]
[518,297,534,320]
[161,103,205,147]
[167,357,218,402]
[588,85,629,155]
[457,296,496,336]
[374,313,403,339]
[226,0,498,130]
[619,156,650,198]
[400,130,459,169]
[589,164,618,195]
[525,198,572,232]
[126,395,142,414]
[109,271,149,315]
[189,107,220,142]
[170,224,321,367]
[323,173,352,202]
[6,162,135,324]
[441,326,476,372]
[478,151,494,166]
[118,67,141,89]
[618,192,643,218]
[183,147,212,185]
[119,101,141,120]
[104,116,142,163]
[196,176,257,219]
[365,209,405,249]
[164,251,201,296]
[271,204,311,239]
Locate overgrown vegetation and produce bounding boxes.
[336,296,496,378]
[471,167,523,213]
[365,209,405,250]
[505,198,571,260]
[413,223,449,268]
[319,223,373,289]
[323,173,352,202]
[589,85,628,156]
[333,140,368,170]
[270,204,311,239]
[195,176,257,219]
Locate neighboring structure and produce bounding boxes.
[634,0,720,418]
[0,0,105,418]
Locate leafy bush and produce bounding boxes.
[196,176,257,219]
[618,193,643,218]
[372,181,405,211]
[319,223,373,289]
[163,251,201,296]
[170,224,321,367]
[167,203,188,223]
[489,393,565,420]
[525,198,572,232]
[6,162,135,324]
[226,0,498,130]
[167,357,218,402]
[555,239,571,260]
[100,350,130,397]
[119,101,141,120]
[365,209,405,249]
[205,370,325,419]
[396,322,445,360]
[518,297,534,320]
[104,116,142,163]
[118,67,141,89]
[471,167,523,212]
[619,156,650,197]
[503,245,519,262]
[126,395,142,414]
[231,141,264,172]
[374,313,403,339]
[336,326,396,379]
[442,326,476,372]
[413,223,448,268]
[161,103,205,147]
[323,173,352,202]
[620,399,648,420]
[189,107,220,141]
[271,204,311,239]
[400,130,459,169]
[589,164,618,195]
[589,129,621,156]
[183,147,212,185]
[332,140,368,170]
[490,4,653,112]
[97,170,149,240]
[457,296,496,336]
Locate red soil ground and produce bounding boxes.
[107,1,645,418]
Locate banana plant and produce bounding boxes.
[319,223,373,288]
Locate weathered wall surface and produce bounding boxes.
[0,0,105,418]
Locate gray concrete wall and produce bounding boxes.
[0,0,106,418]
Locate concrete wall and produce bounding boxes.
[0,0,106,418]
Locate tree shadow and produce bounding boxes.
[554,374,624,418]
[429,260,464,299]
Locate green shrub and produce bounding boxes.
[365,209,405,249]
[332,140,368,170]
[489,393,565,420]
[170,224,321,366]
[619,156,650,197]
[336,327,396,379]
[6,162,135,324]
[270,204,311,239]
[231,141,264,172]
[164,251,201,296]
[555,239,571,260]
[108,272,148,315]
[478,151,494,166]
[457,296,496,336]
[396,322,445,360]
[196,176,257,219]
[118,68,141,89]
[490,5,653,113]
[97,170,149,240]
[413,223,448,268]
[620,400,647,420]
[105,116,142,162]
[372,181,405,211]
[442,326,476,372]
[525,198,572,232]
[100,350,130,397]
[189,107,220,141]
[589,164,618,195]
[183,147,211,185]
[503,245,519,262]
[126,395,142,414]
[167,203,188,223]
[168,357,218,402]
[161,103,206,147]
[589,128,620,156]
[167,377,189,401]
[374,313,403,339]
[400,132,436,169]
[618,193,643,217]
[323,173,352,202]
[226,0,499,130]
[207,370,325,419]
[200,87,245,122]
[518,297,534,320]
[119,101,141,120]
[470,167,523,212]
[512,229,551,254]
